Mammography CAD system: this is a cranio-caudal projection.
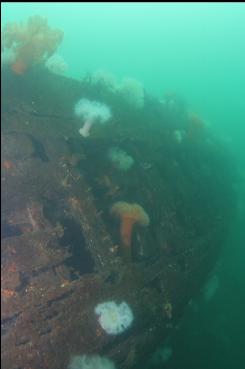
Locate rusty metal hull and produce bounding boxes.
[1,68,235,369]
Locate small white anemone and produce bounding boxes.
[68,354,116,369]
[95,301,134,335]
[45,54,68,75]
[153,345,173,365]
[108,147,134,171]
[202,274,219,302]
[91,69,118,92]
[160,346,173,362]
[1,48,17,68]
[74,99,112,138]
[173,129,186,143]
[117,77,144,109]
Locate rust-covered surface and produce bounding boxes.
[1,68,236,369]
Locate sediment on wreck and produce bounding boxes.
[1,67,236,369]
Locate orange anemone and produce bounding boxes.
[2,15,63,75]
[11,59,28,75]
[2,160,14,170]
[187,112,206,141]
[110,201,150,248]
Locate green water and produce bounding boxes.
[2,2,245,368]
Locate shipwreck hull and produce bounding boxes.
[1,68,235,369]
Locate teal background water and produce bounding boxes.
[2,2,245,368]
[2,3,245,152]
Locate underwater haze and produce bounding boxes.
[2,3,245,154]
[1,2,245,369]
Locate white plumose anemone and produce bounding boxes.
[91,69,118,92]
[108,147,135,171]
[118,78,144,109]
[74,99,112,138]
[45,54,68,75]
[95,301,134,335]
